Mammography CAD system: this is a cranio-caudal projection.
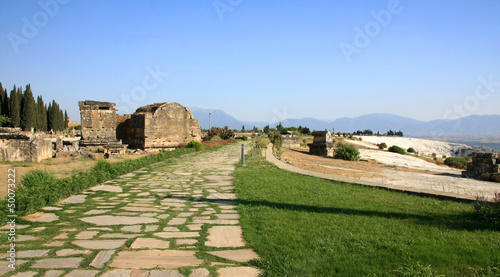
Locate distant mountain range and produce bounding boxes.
[189,107,500,137]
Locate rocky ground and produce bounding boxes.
[281,137,499,200]
[0,142,260,276]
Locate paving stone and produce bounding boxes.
[121,206,158,212]
[177,212,194,217]
[205,226,245,248]
[114,212,139,216]
[121,225,142,233]
[53,233,68,240]
[17,235,38,242]
[0,224,29,230]
[65,270,100,277]
[12,271,38,277]
[88,227,113,231]
[90,250,115,268]
[84,209,111,215]
[80,215,158,225]
[208,249,259,262]
[43,270,65,277]
[141,213,158,217]
[186,224,202,231]
[163,227,180,232]
[149,270,183,277]
[61,194,87,204]
[154,232,199,239]
[100,233,143,239]
[28,226,47,232]
[217,213,241,219]
[192,219,239,225]
[43,206,62,211]
[144,225,158,232]
[32,257,83,268]
[24,212,59,222]
[157,214,170,219]
[76,231,99,239]
[190,268,210,277]
[16,249,50,258]
[176,239,197,245]
[167,218,187,225]
[64,210,77,214]
[131,238,170,249]
[61,228,78,232]
[90,184,123,192]
[72,240,126,249]
[117,193,130,197]
[218,267,261,277]
[44,241,65,247]
[56,249,92,256]
[110,250,203,269]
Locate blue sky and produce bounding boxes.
[1,0,499,124]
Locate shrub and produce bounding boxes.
[388,145,406,155]
[236,135,249,141]
[188,141,204,151]
[254,137,270,149]
[205,126,235,141]
[378,142,387,150]
[407,147,416,154]
[334,143,360,161]
[210,136,222,141]
[444,157,470,169]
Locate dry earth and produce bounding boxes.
[282,137,500,200]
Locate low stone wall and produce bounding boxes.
[0,129,53,162]
[463,152,500,182]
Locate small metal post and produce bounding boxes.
[241,144,245,166]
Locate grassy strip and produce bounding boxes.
[234,149,500,276]
[0,147,195,224]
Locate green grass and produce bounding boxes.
[234,149,500,276]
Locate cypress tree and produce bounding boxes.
[48,101,57,132]
[36,96,48,132]
[21,84,37,131]
[64,110,69,129]
[9,85,21,128]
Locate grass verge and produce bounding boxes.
[234,149,500,276]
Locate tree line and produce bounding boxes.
[0,82,68,132]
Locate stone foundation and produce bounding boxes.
[280,131,300,148]
[308,131,334,157]
[462,152,500,182]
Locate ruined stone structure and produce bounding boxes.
[0,128,53,162]
[308,131,334,157]
[80,100,201,151]
[280,131,300,148]
[79,101,121,147]
[463,152,500,182]
[120,102,202,149]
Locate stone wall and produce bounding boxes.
[79,100,119,146]
[281,131,301,148]
[0,128,53,162]
[126,102,202,149]
[463,152,500,182]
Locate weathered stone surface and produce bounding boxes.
[131,238,170,249]
[176,239,197,245]
[154,232,199,239]
[149,270,183,277]
[110,250,203,269]
[208,249,259,262]
[80,215,158,225]
[17,235,38,242]
[217,213,241,219]
[44,241,65,247]
[90,250,115,268]
[206,193,237,200]
[0,260,27,275]
[100,233,143,239]
[15,250,50,258]
[84,209,110,215]
[32,257,83,268]
[72,240,126,249]
[218,267,261,277]
[144,225,158,232]
[205,226,245,248]
[43,270,65,277]
[90,185,123,192]
[53,233,68,240]
[65,270,100,277]
[11,272,38,277]
[121,206,158,212]
[56,249,92,256]
[121,225,142,233]
[167,218,186,225]
[190,268,210,277]
[101,269,149,277]
[0,128,52,162]
[43,206,62,211]
[76,231,99,239]
[62,195,87,204]
[24,212,59,222]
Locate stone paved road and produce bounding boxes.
[1,142,261,277]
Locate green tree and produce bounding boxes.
[20,84,37,131]
[64,110,69,129]
[9,85,21,128]
[276,122,284,132]
[36,96,48,131]
[263,125,270,134]
[241,125,245,132]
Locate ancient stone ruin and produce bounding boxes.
[80,100,201,151]
[463,152,500,182]
[308,131,334,157]
[0,127,53,162]
[280,130,300,148]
